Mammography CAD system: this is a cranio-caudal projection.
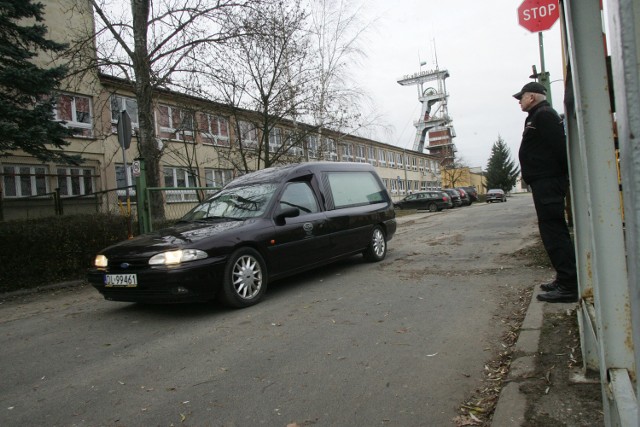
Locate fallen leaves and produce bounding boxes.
[454,286,533,426]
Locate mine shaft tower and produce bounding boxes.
[397,67,457,166]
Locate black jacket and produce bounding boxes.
[518,101,568,184]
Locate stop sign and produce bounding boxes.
[518,0,560,32]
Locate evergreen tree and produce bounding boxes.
[485,136,520,192]
[0,0,77,163]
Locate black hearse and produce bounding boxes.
[88,162,396,308]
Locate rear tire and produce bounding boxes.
[428,203,438,212]
[363,226,387,262]
[218,247,267,308]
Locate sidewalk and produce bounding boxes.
[492,290,603,426]
[395,208,603,426]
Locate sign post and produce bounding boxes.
[517,0,560,102]
[117,110,133,238]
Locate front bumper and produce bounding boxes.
[87,257,226,303]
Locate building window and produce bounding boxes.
[198,113,229,147]
[157,105,194,141]
[378,150,386,166]
[398,179,405,194]
[323,138,338,161]
[2,165,49,197]
[205,168,233,189]
[163,167,198,202]
[387,152,395,167]
[307,135,318,158]
[115,164,136,200]
[355,145,366,163]
[368,146,377,166]
[237,120,258,148]
[341,143,354,162]
[269,127,283,153]
[55,93,92,137]
[56,167,94,196]
[396,153,404,168]
[115,164,134,188]
[411,157,418,171]
[110,95,139,130]
[284,132,304,156]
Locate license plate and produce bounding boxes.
[105,274,138,287]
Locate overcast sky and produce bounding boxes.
[351,0,564,170]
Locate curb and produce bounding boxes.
[491,289,545,426]
[0,279,85,300]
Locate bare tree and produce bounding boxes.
[62,0,264,217]
[195,0,316,172]
[306,0,389,145]
[441,157,469,189]
[189,0,379,172]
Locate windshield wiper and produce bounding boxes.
[202,215,244,221]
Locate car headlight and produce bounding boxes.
[95,255,108,268]
[148,249,208,266]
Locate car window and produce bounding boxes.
[182,183,277,220]
[326,171,386,209]
[279,182,319,215]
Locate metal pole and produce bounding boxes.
[538,32,553,106]
[134,158,149,234]
[564,0,636,424]
[121,142,132,238]
[605,0,640,406]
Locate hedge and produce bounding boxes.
[0,214,133,293]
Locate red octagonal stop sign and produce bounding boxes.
[518,0,560,32]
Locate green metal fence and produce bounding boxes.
[0,186,137,222]
[145,187,219,231]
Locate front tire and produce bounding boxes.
[218,247,267,308]
[363,226,387,262]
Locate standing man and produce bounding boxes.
[513,82,578,303]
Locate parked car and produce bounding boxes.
[486,188,507,203]
[442,188,462,207]
[456,187,471,206]
[458,186,478,203]
[394,191,452,212]
[439,191,454,209]
[88,162,396,308]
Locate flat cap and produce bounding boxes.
[513,82,547,100]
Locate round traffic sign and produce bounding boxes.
[132,160,141,177]
[518,0,560,33]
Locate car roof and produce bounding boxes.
[226,162,377,188]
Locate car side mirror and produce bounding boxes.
[274,206,299,225]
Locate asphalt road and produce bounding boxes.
[0,194,549,427]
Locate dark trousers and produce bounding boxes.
[530,177,578,290]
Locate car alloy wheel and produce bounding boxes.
[363,226,387,262]
[428,203,438,212]
[219,247,267,308]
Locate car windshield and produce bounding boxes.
[181,183,278,221]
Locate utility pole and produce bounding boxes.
[534,32,553,107]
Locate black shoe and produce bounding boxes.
[536,288,578,303]
[540,280,559,292]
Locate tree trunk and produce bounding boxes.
[131,0,164,220]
